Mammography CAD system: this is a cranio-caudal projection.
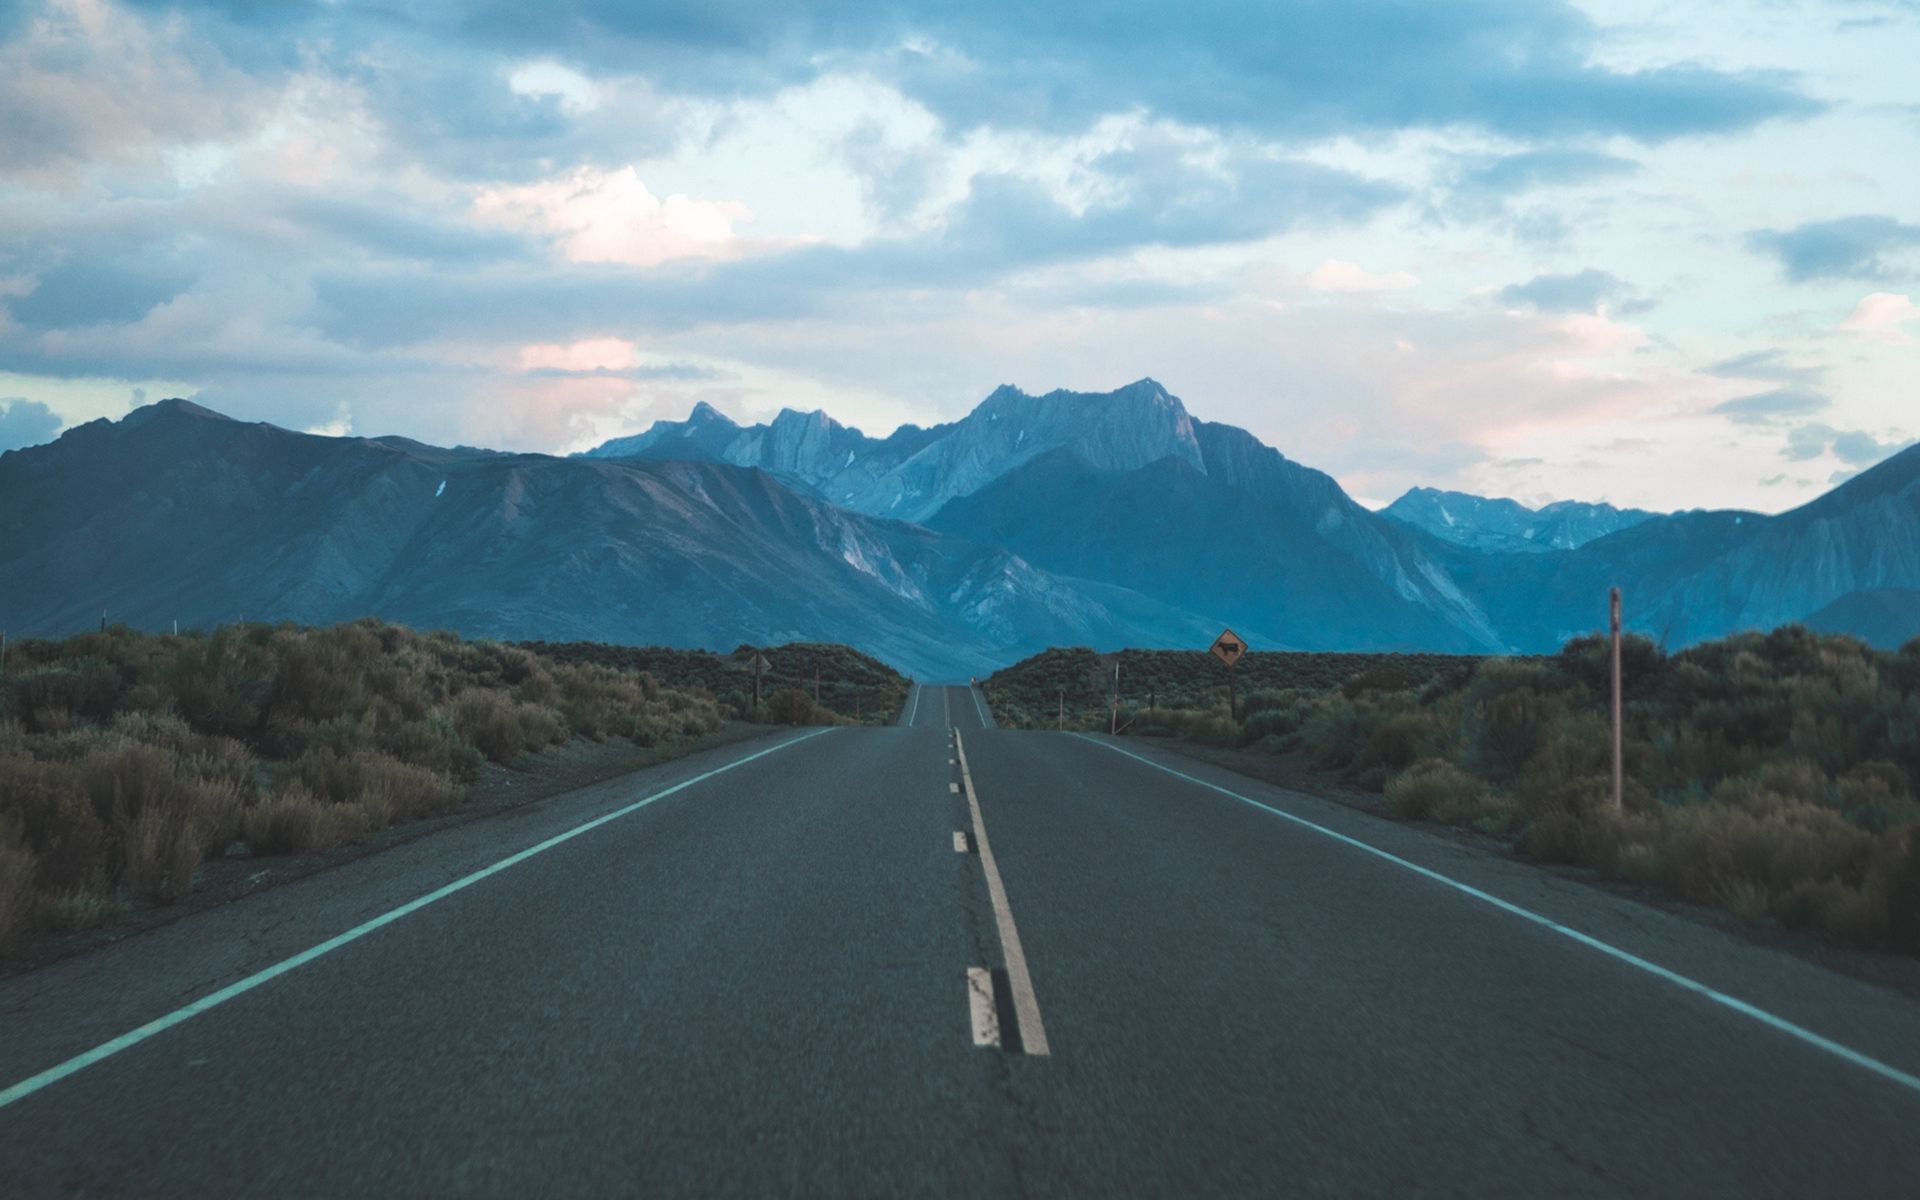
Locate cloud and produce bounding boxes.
[507,61,601,115]
[0,397,61,450]
[1449,149,1640,203]
[0,0,265,180]
[1701,349,1826,385]
[1838,292,1919,342]
[1497,269,1633,314]
[1747,215,1920,282]
[1306,260,1419,294]
[97,0,1819,148]
[1785,422,1914,465]
[473,166,797,267]
[1712,388,1829,424]
[517,338,640,373]
[303,401,353,437]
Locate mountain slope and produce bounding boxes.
[1450,444,1920,649]
[1383,487,1658,553]
[0,402,1222,678]
[591,379,1506,651]
[1801,589,1920,649]
[925,449,1492,651]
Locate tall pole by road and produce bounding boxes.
[1610,586,1624,813]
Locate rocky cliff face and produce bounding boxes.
[581,378,1207,523]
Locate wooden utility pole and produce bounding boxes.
[1610,586,1625,813]
[1110,661,1120,735]
[1058,689,1065,731]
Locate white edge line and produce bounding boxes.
[0,728,838,1112]
[967,966,1000,1048]
[1072,734,1920,1097]
[970,685,990,728]
[905,684,920,727]
[956,729,1049,1055]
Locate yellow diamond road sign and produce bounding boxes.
[1210,629,1247,667]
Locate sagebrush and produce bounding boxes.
[0,620,725,950]
[990,629,1920,954]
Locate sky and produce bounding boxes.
[0,0,1915,512]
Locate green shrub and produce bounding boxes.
[167,630,277,739]
[1386,759,1488,823]
[766,688,836,726]
[1461,659,1570,781]
[10,658,121,728]
[1299,696,1367,768]
[1236,706,1300,747]
[387,716,483,782]
[1357,706,1444,772]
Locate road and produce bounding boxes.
[4,683,1919,1196]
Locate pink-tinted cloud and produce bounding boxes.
[473,166,806,268]
[517,337,640,372]
[0,0,262,182]
[1305,259,1419,293]
[1838,292,1918,344]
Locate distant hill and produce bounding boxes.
[1383,487,1658,553]
[1801,589,1920,649]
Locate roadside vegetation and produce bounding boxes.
[0,620,728,951]
[519,640,908,726]
[986,632,1920,955]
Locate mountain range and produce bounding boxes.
[3,381,1917,677]
[1382,488,1656,553]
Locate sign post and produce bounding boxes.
[751,652,771,719]
[1210,628,1248,721]
[1610,588,1624,813]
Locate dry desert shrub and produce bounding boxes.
[0,821,35,947]
[0,620,760,954]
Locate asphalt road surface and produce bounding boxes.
[5,683,1920,1196]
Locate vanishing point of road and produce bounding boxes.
[4,684,1919,1196]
